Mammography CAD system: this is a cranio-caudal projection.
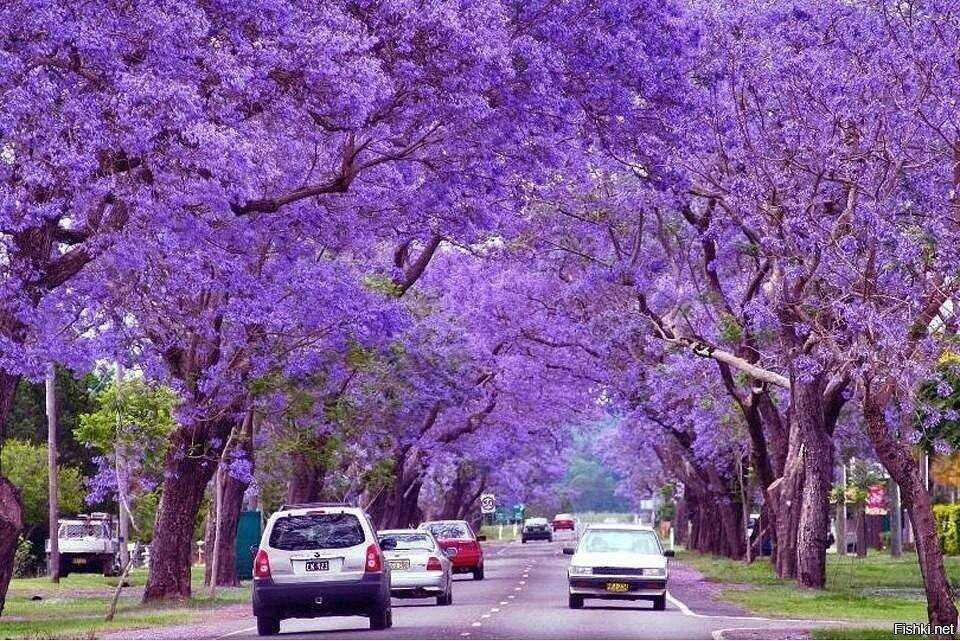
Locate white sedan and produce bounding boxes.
[378,529,453,606]
[564,523,674,610]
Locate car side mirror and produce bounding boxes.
[664,549,675,557]
[477,535,487,542]
[562,547,575,555]
[380,538,397,551]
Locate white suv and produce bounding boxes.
[252,503,395,635]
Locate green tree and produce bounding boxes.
[1,440,84,537]
[75,378,177,483]
[75,377,178,540]
[5,368,101,475]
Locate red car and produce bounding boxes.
[419,520,485,580]
[552,513,576,531]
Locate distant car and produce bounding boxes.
[46,513,119,577]
[419,520,486,580]
[252,503,394,636]
[378,529,453,605]
[522,517,553,543]
[564,523,674,611]
[552,513,576,531]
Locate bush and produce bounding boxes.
[13,536,38,578]
[933,504,960,554]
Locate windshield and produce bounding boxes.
[580,530,661,555]
[525,518,548,526]
[269,514,365,551]
[379,533,435,551]
[423,522,471,540]
[60,523,107,538]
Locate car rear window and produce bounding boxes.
[580,530,661,555]
[269,513,365,551]
[379,533,434,551]
[424,522,470,539]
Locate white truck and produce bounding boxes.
[46,513,120,577]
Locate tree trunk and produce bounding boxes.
[204,469,247,587]
[287,451,324,505]
[688,497,700,551]
[0,371,24,615]
[674,498,688,547]
[836,502,846,557]
[771,436,804,579]
[0,478,24,616]
[855,506,867,558]
[793,377,832,589]
[864,387,958,631]
[707,469,744,559]
[367,449,424,529]
[144,420,230,603]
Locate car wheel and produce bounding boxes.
[438,589,453,606]
[652,594,666,611]
[472,566,484,580]
[521,538,527,544]
[256,616,280,636]
[569,594,584,609]
[370,604,391,630]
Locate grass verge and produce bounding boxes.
[0,566,247,639]
[678,549,960,623]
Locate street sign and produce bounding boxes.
[513,503,525,521]
[480,493,496,514]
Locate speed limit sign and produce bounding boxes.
[479,493,496,514]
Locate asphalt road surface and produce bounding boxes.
[212,539,831,640]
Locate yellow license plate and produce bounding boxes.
[606,582,630,593]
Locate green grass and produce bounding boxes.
[0,566,247,639]
[678,549,960,623]
[480,524,520,541]
[810,628,925,639]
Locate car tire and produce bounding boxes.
[521,538,527,544]
[472,566,484,580]
[438,589,453,606]
[652,595,666,611]
[256,616,280,636]
[569,594,584,609]
[370,604,392,630]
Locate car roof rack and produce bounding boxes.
[279,502,353,511]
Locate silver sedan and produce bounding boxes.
[378,529,453,606]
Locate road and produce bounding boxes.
[208,539,829,640]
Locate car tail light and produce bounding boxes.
[365,544,383,572]
[253,549,271,579]
[426,556,442,571]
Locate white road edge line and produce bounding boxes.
[667,591,845,625]
[217,626,257,639]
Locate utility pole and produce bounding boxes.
[890,480,902,557]
[836,461,847,556]
[115,365,130,570]
[46,366,60,583]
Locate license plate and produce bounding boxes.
[305,560,329,572]
[388,559,410,571]
[606,582,630,593]
[74,558,86,565]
